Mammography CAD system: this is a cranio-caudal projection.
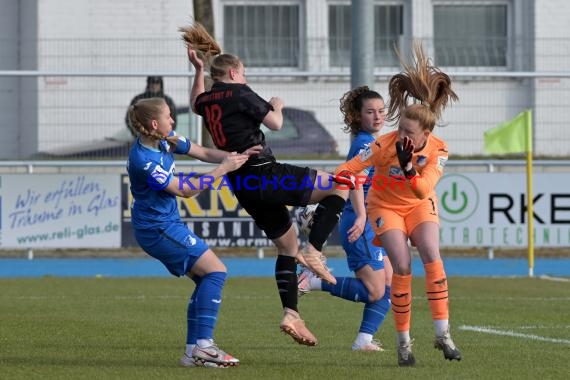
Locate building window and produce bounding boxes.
[223,4,300,67]
[434,4,508,67]
[329,4,403,68]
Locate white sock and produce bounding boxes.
[397,331,411,345]
[434,319,449,337]
[197,338,213,348]
[185,344,196,355]
[354,332,373,346]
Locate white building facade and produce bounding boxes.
[1,0,569,159]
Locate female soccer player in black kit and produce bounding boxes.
[180,23,356,346]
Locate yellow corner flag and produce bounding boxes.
[484,109,533,154]
[485,109,536,277]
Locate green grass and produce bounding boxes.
[1,277,569,379]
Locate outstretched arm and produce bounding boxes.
[165,152,250,198]
[187,143,262,164]
[188,47,205,113]
[336,143,378,177]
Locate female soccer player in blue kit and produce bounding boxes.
[127,97,260,368]
[298,86,393,351]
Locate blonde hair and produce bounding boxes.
[339,86,384,136]
[387,43,458,131]
[179,22,222,60]
[127,97,180,148]
[179,22,242,82]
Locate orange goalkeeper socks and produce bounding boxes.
[391,274,412,332]
[424,260,449,321]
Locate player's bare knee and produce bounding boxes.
[368,287,386,302]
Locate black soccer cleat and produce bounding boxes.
[397,339,416,367]
[434,329,462,361]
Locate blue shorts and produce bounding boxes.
[134,221,209,277]
[339,208,386,273]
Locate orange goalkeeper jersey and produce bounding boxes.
[336,130,448,211]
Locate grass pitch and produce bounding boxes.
[1,276,568,379]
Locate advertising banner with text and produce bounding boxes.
[436,173,570,247]
[0,174,121,248]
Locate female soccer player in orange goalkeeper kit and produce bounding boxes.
[336,44,461,367]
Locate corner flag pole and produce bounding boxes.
[525,110,534,277]
[484,109,534,276]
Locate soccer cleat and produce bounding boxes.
[280,307,318,346]
[352,339,385,352]
[191,344,240,368]
[299,244,336,285]
[434,328,462,361]
[294,204,318,237]
[181,352,220,368]
[296,252,309,267]
[397,339,416,367]
[180,353,199,367]
[297,266,317,297]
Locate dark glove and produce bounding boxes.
[332,170,356,190]
[395,137,417,178]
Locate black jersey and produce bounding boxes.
[195,82,275,164]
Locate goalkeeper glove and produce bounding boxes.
[333,170,356,190]
[395,137,417,178]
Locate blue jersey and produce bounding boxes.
[340,130,385,273]
[343,131,376,212]
[127,139,188,229]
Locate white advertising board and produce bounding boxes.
[436,173,570,247]
[0,174,121,248]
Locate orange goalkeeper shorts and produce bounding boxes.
[369,196,439,246]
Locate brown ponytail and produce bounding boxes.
[387,43,458,131]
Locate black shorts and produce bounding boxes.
[227,162,318,239]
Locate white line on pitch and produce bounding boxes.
[539,275,570,282]
[459,325,570,345]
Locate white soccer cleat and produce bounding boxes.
[352,339,385,352]
[294,204,319,237]
[191,344,240,368]
[297,266,316,297]
[180,353,199,367]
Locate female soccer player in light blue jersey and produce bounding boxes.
[298,86,392,351]
[127,97,259,368]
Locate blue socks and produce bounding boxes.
[322,279,390,335]
[359,285,391,335]
[322,277,370,302]
[186,272,226,344]
[186,276,201,345]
